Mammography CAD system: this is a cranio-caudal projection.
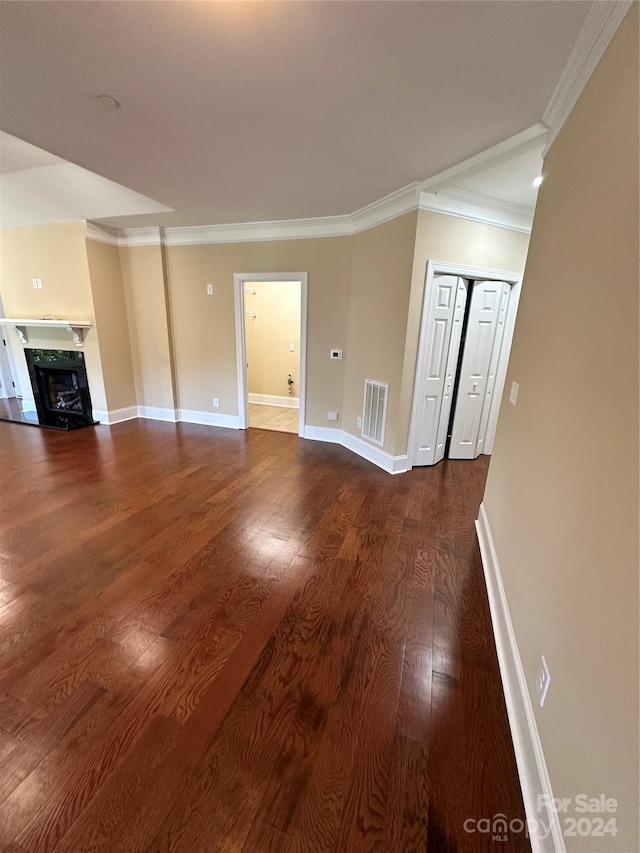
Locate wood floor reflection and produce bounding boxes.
[0,419,529,852]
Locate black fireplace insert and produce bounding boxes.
[17,349,98,430]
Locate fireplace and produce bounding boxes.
[16,349,98,430]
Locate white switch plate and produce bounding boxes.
[37,278,43,289]
[357,416,362,429]
[206,284,213,295]
[509,381,519,406]
[537,656,551,707]
[289,342,295,352]
[329,349,342,361]
[213,397,219,408]
[327,410,338,421]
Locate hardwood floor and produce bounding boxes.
[0,419,529,852]
[249,403,298,434]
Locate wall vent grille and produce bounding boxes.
[361,379,388,447]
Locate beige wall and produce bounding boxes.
[119,244,177,412]
[483,7,639,850]
[85,239,137,412]
[342,212,418,453]
[395,210,531,456]
[163,237,351,423]
[0,222,109,413]
[245,281,301,399]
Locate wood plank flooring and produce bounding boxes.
[249,403,298,434]
[0,419,529,852]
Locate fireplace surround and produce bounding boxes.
[0,349,98,430]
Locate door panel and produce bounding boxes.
[412,275,465,466]
[449,280,509,460]
[433,280,467,462]
[475,282,510,455]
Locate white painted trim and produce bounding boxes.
[248,393,299,409]
[84,220,119,246]
[350,183,421,233]
[95,406,138,425]
[117,226,163,248]
[542,1,633,155]
[116,140,541,249]
[476,504,565,853]
[137,406,179,422]
[234,273,307,437]
[302,425,342,444]
[407,261,522,468]
[419,124,548,193]
[419,188,533,234]
[21,398,37,413]
[178,409,241,429]
[303,426,410,475]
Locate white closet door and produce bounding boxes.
[475,282,510,456]
[433,280,467,463]
[412,275,464,466]
[449,280,509,460]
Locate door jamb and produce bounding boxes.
[233,272,308,436]
[408,260,522,468]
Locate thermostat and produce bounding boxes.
[330,349,343,360]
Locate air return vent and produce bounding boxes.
[361,380,388,447]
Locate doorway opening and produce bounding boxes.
[234,273,307,437]
[408,261,522,467]
[0,293,23,409]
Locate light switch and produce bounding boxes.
[289,343,295,352]
[206,284,213,295]
[509,381,519,406]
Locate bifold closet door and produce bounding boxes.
[448,280,510,459]
[412,275,467,466]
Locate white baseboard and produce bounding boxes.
[21,399,37,413]
[137,406,179,422]
[248,393,299,409]
[476,503,565,853]
[178,409,241,429]
[94,406,138,425]
[303,425,410,475]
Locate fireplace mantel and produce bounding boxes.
[0,318,92,348]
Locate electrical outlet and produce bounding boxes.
[213,397,219,408]
[537,656,551,707]
[509,381,519,406]
[357,416,362,429]
[327,410,338,422]
[289,343,295,352]
[206,284,213,295]
[32,278,38,289]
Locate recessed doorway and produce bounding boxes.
[234,273,307,437]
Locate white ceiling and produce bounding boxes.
[0,1,591,229]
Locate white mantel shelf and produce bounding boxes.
[0,318,92,348]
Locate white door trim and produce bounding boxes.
[0,294,21,398]
[408,260,522,467]
[233,272,308,437]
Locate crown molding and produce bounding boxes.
[84,220,119,246]
[419,124,548,194]
[350,182,421,232]
[117,226,162,248]
[124,183,422,248]
[159,213,352,247]
[542,0,633,155]
[419,188,533,234]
